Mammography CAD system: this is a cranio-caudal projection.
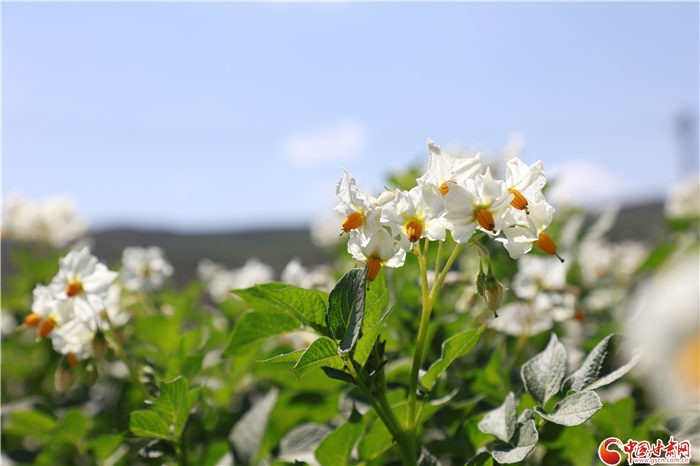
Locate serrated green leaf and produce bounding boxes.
[328,268,367,354]
[181,355,203,380]
[234,282,330,334]
[477,391,517,443]
[534,391,602,426]
[421,326,485,390]
[292,337,345,379]
[152,378,189,442]
[129,411,172,441]
[521,333,567,405]
[315,408,366,466]
[353,302,395,368]
[222,309,300,356]
[491,419,538,464]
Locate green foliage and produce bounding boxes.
[421,326,485,390]
[315,407,367,466]
[130,377,197,443]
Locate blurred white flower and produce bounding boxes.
[103,283,129,329]
[511,255,568,300]
[50,318,95,360]
[625,252,699,410]
[120,246,173,292]
[2,193,88,247]
[347,228,408,282]
[665,172,700,220]
[198,258,274,302]
[310,212,346,249]
[281,258,334,292]
[488,292,574,337]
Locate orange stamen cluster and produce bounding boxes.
[537,232,556,255]
[509,188,529,212]
[406,220,423,243]
[37,318,56,338]
[477,210,496,232]
[24,313,41,327]
[341,212,363,234]
[366,259,382,282]
[65,282,82,297]
[439,182,450,196]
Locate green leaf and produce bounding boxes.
[181,355,204,380]
[327,267,367,353]
[53,408,87,446]
[229,387,279,465]
[353,303,395,368]
[258,349,305,363]
[315,408,367,466]
[129,411,172,441]
[151,378,190,442]
[320,366,356,385]
[234,282,330,334]
[534,391,603,426]
[539,424,597,465]
[222,309,300,356]
[477,391,517,443]
[520,333,567,405]
[291,337,345,379]
[4,410,56,438]
[592,398,635,441]
[135,315,180,358]
[466,452,494,466]
[88,434,124,461]
[363,271,388,332]
[421,326,485,390]
[491,419,539,464]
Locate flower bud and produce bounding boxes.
[475,261,486,297]
[84,362,98,386]
[91,331,108,359]
[483,264,505,316]
[55,359,76,393]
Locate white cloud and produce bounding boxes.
[546,160,626,207]
[282,120,367,165]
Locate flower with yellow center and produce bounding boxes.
[417,139,482,197]
[443,168,514,242]
[505,158,546,214]
[26,285,74,338]
[347,228,408,282]
[380,185,447,244]
[48,247,118,322]
[498,202,564,261]
[335,168,383,236]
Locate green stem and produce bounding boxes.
[433,240,443,288]
[344,355,414,466]
[102,312,150,399]
[430,243,464,301]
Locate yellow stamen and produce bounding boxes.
[341,212,363,234]
[65,282,82,297]
[440,182,449,196]
[406,220,423,243]
[509,188,529,212]
[37,318,56,338]
[24,313,41,327]
[477,210,496,232]
[366,259,382,282]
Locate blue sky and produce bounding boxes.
[3,2,698,232]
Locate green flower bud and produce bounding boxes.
[483,263,505,316]
[91,331,108,359]
[475,260,486,297]
[55,358,76,393]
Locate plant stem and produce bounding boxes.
[433,240,443,288]
[344,355,415,465]
[102,312,150,399]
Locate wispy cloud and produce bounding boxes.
[282,120,367,165]
[547,160,625,207]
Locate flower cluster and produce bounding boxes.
[24,247,122,363]
[2,194,88,247]
[335,139,560,281]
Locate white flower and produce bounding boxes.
[103,283,129,328]
[1,194,88,247]
[417,139,482,196]
[498,202,558,259]
[48,247,119,322]
[120,246,174,292]
[281,258,334,292]
[380,185,447,244]
[488,292,574,337]
[199,258,274,302]
[335,169,382,235]
[665,172,700,220]
[505,158,546,213]
[348,228,408,281]
[310,212,346,249]
[50,319,95,360]
[443,168,514,241]
[511,255,567,300]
